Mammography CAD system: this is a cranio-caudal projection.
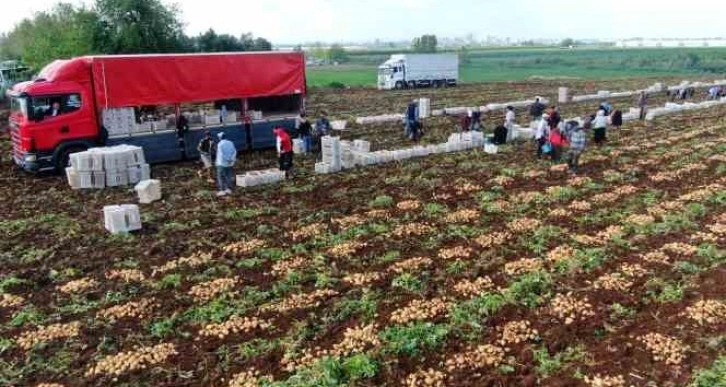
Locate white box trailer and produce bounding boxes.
[378,54,459,90]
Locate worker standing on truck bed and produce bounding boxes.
[215,132,236,197]
[176,113,190,159]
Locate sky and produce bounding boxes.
[2,0,725,44]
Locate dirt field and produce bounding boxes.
[1,79,725,386]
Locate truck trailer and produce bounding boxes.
[377,53,458,90]
[6,52,306,172]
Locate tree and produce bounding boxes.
[1,3,99,70]
[2,0,274,70]
[412,34,437,53]
[458,46,471,65]
[327,44,347,63]
[560,38,575,48]
[94,0,186,54]
[252,37,272,51]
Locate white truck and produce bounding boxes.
[377,54,458,90]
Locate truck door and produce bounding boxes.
[29,93,96,151]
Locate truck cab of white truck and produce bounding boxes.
[377,54,458,90]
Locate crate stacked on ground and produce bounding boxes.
[419,98,431,118]
[134,179,162,204]
[340,141,356,169]
[66,145,150,189]
[313,130,501,175]
[103,204,142,234]
[236,169,286,188]
[292,139,306,154]
[315,136,342,174]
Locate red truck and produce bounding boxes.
[6,52,306,172]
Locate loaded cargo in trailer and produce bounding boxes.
[6,52,306,172]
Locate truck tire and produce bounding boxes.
[55,145,87,173]
[433,80,441,88]
[395,81,404,90]
[407,81,416,89]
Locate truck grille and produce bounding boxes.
[9,118,24,165]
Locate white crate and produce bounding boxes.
[485,144,499,154]
[70,152,94,172]
[353,140,371,153]
[106,169,129,187]
[204,115,220,126]
[103,151,120,170]
[331,120,347,130]
[121,205,142,231]
[140,164,151,181]
[225,112,238,123]
[419,98,431,118]
[558,87,569,103]
[151,120,168,131]
[88,151,105,171]
[128,166,142,185]
[135,122,154,133]
[127,147,145,165]
[92,171,106,189]
[292,139,305,154]
[104,205,142,234]
[104,206,127,234]
[315,162,334,174]
[135,179,162,203]
[78,171,93,189]
[66,167,80,189]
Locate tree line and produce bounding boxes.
[0,0,273,72]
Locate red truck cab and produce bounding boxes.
[8,58,99,171]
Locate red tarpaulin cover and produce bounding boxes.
[87,52,305,108]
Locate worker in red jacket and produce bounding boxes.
[273,127,294,179]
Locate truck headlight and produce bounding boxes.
[24,154,37,162]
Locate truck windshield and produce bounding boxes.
[380,67,393,75]
[10,95,28,118]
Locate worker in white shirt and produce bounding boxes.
[504,106,516,142]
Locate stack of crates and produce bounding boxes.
[315,136,342,174]
[66,145,149,189]
[340,140,355,169]
[102,108,136,137]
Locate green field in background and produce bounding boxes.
[306,47,726,87]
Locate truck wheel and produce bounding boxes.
[407,81,416,89]
[55,146,87,173]
[395,81,404,90]
[433,80,441,88]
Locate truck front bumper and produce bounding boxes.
[13,151,54,173]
